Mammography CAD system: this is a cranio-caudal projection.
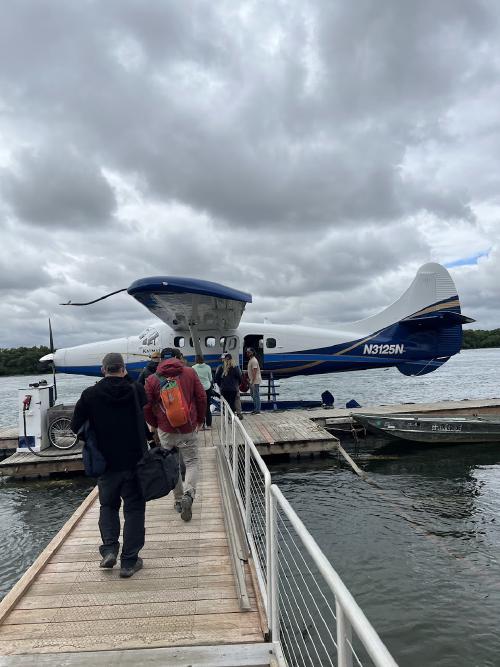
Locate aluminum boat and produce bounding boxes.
[353,413,500,444]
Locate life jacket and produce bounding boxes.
[155,373,189,428]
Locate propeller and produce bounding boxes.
[48,318,57,402]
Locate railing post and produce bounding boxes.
[268,489,279,641]
[336,599,353,667]
[220,401,225,453]
[245,440,251,530]
[270,372,277,411]
[231,414,237,486]
[224,404,229,457]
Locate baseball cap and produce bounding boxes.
[221,352,232,360]
[150,351,161,359]
[102,352,125,372]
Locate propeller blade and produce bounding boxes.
[49,318,54,353]
[59,288,127,306]
[48,318,57,401]
[52,363,58,402]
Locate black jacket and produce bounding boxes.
[71,377,147,472]
[215,364,242,392]
[137,360,159,386]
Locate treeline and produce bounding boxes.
[462,329,500,349]
[0,346,51,376]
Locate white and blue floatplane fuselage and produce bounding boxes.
[42,263,472,380]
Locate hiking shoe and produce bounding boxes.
[181,492,193,522]
[119,557,143,578]
[174,500,182,513]
[99,553,117,569]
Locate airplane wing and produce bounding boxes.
[127,276,252,332]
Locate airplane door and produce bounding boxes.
[243,335,264,370]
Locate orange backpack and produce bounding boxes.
[155,374,189,428]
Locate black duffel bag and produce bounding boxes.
[136,446,180,501]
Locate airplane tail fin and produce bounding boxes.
[355,263,474,376]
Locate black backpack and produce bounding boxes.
[136,447,180,501]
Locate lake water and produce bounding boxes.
[1,348,500,665]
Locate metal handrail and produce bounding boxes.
[218,397,398,667]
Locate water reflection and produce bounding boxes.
[270,439,500,667]
[0,476,94,599]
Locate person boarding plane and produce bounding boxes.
[40,263,473,380]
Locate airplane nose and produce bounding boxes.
[39,352,54,363]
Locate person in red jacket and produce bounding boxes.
[144,349,206,521]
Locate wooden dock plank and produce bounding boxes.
[0,612,263,641]
[5,597,255,625]
[0,627,263,656]
[14,586,246,610]
[0,642,273,666]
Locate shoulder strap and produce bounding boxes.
[131,383,148,454]
[154,372,170,388]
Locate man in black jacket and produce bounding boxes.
[71,353,147,578]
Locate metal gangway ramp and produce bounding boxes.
[0,402,398,666]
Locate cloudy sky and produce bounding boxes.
[1,0,499,349]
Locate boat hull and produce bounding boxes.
[353,414,500,444]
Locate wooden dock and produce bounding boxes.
[0,444,271,664]
[0,413,339,479]
[3,397,498,478]
[0,427,17,460]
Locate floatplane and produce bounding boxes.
[40,263,473,389]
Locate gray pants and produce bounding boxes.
[158,429,199,500]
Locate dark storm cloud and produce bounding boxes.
[2,145,116,228]
[0,0,499,345]
[1,0,493,230]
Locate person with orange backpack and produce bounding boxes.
[144,349,206,521]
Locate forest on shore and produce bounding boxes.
[0,331,497,375]
[462,329,500,349]
[0,347,51,376]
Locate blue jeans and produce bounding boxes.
[250,384,261,412]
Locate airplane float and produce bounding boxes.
[40,262,473,380]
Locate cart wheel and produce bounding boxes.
[48,417,77,450]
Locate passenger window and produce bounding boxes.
[174,336,185,348]
[227,336,238,351]
[205,337,216,347]
[220,336,226,349]
[266,338,277,349]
